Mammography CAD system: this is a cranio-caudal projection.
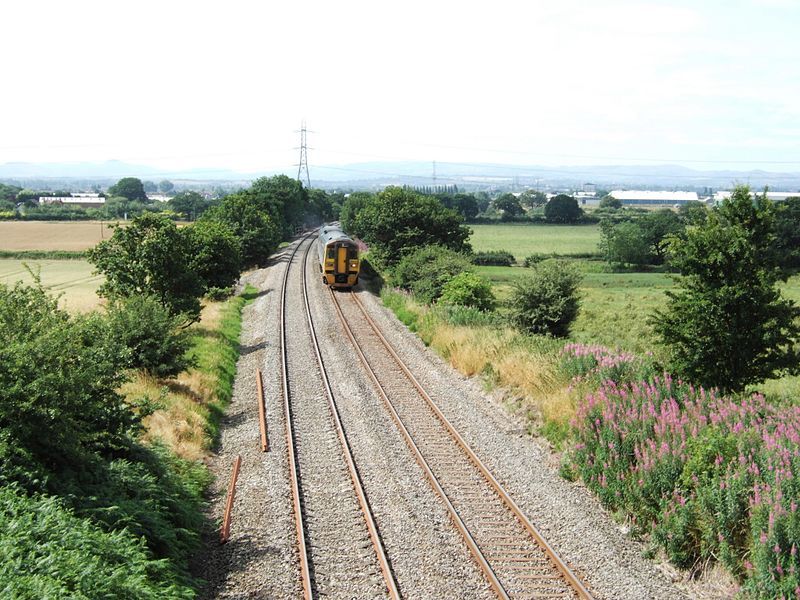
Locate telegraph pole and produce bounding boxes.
[296,121,312,188]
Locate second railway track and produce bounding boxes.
[330,287,594,600]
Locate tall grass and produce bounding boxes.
[122,285,258,459]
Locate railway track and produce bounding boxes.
[279,237,399,599]
[330,288,594,600]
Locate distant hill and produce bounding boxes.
[2,159,800,191]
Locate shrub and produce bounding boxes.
[106,295,193,378]
[523,253,548,267]
[506,261,581,337]
[472,250,515,266]
[559,343,655,387]
[439,272,496,311]
[0,484,193,598]
[392,245,472,304]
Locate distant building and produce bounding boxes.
[39,192,105,208]
[582,182,597,193]
[609,190,699,207]
[575,191,598,205]
[713,190,800,204]
[147,194,171,202]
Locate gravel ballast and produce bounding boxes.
[198,239,705,599]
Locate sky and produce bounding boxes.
[1,0,799,177]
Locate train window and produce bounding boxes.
[326,248,335,259]
[348,248,358,259]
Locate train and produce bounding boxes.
[317,224,360,288]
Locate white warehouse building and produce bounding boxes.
[609,190,700,207]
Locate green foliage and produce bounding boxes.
[184,219,242,291]
[380,288,421,331]
[639,209,684,264]
[0,484,194,599]
[354,187,472,270]
[472,249,515,266]
[158,180,174,194]
[439,271,496,311]
[202,191,281,267]
[249,175,308,237]
[773,197,800,270]
[506,261,582,337]
[600,220,651,267]
[392,245,473,304]
[652,185,800,393]
[599,195,622,210]
[493,193,524,219]
[518,189,547,208]
[544,194,583,223]
[339,191,374,235]
[106,295,192,378]
[0,282,134,486]
[89,213,204,322]
[168,191,214,220]
[108,177,147,201]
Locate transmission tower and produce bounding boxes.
[296,121,312,188]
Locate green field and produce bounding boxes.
[469,223,602,260]
[0,259,102,312]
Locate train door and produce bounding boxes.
[336,245,348,274]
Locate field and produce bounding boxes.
[0,220,122,251]
[0,259,102,312]
[468,223,602,260]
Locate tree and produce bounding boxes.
[519,189,547,209]
[601,220,651,267]
[652,186,800,392]
[158,180,174,194]
[88,212,204,322]
[250,175,308,236]
[353,187,471,270]
[201,191,280,267]
[544,194,583,223]
[108,178,147,201]
[773,197,800,269]
[183,219,242,291]
[599,195,622,210]
[506,261,582,337]
[639,209,683,264]
[493,193,524,219]
[143,180,158,193]
[168,191,210,221]
[339,192,374,235]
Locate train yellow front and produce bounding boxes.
[318,225,360,287]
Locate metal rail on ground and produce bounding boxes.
[331,288,594,600]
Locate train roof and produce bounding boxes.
[319,225,355,246]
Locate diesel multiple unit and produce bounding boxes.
[318,225,360,288]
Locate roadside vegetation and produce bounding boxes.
[347,185,800,595]
[0,175,342,597]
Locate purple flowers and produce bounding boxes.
[571,373,800,596]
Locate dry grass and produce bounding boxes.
[425,317,577,428]
[0,221,125,251]
[120,299,228,462]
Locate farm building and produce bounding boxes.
[608,190,700,207]
[713,190,800,204]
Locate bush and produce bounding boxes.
[439,272,496,311]
[106,295,193,378]
[392,245,472,304]
[506,261,582,337]
[0,484,193,598]
[472,250,515,266]
[523,253,548,267]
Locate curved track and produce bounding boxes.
[330,287,594,600]
[279,237,399,599]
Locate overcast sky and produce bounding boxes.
[1,0,798,176]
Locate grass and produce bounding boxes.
[121,285,258,461]
[469,223,602,261]
[0,258,103,312]
[0,220,123,251]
